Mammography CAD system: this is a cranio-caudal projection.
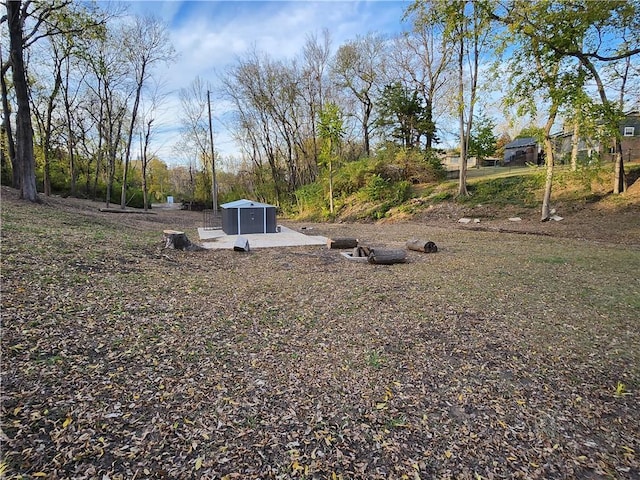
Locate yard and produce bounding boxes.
[1,187,639,479]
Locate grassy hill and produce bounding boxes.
[294,162,640,223]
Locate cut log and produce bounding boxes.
[163,230,204,251]
[406,239,438,253]
[368,248,407,265]
[233,236,250,252]
[327,237,359,249]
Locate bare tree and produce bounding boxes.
[178,76,214,202]
[83,27,130,206]
[332,33,387,157]
[389,17,454,149]
[301,29,332,182]
[119,15,174,209]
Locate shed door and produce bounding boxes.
[239,208,265,234]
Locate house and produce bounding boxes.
[618,110,640,161]
[553,110,640,163]
[503,137,540,166]
[551,129,598,164]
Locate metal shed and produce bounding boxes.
[221,199,277,235]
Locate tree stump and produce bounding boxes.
[406,239,438,253]
[163,230,203,251]
[327,238,359,249]
[368,248,407,265]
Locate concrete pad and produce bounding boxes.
[197,225,328,250]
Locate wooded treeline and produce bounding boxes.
[1,1,638,219]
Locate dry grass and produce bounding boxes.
[1,187,639,479]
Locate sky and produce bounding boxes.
[118,1,413,166]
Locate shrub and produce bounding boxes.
[333,158,375,196]
[363,174,390,202]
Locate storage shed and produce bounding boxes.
[503,137,540,166]
[221,199,277,235]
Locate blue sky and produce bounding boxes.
[118,1,412,165]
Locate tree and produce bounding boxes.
[4,0,38,201]
[178,76,214,203]
[498,2,587,221]
[395,9,455,149]
[301,30,333,183]
[332,33,386,157]
[318,103,344,214]
[493,0,640,194]
[408,0,494,197]
[222,48,314,203]
[83,26,129,206]
[1,42,18,188]
[148,156,169,202]
[376,82,435,149]
[2,0,105,201]
[468,111,497,164]
[119,15,174,209]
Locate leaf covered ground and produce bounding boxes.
[1,187,639,479]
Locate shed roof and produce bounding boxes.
[504,137,537,149]
[221,199,275,209]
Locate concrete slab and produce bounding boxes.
[197,225,328,250]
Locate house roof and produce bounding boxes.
[504,137,537,149]
[221,199,275,209]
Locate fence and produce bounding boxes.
[203,209,222,230]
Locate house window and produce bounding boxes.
[624,126,635,136]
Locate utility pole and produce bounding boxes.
[207,90,218,213]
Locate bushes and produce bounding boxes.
[292,146,448,220]
[374,144,446,183]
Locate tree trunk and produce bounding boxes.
[163,230,203,251]
[141,120,153,211]
[406,239,438,253]
[63,56,77,196]
[540,151,554,221]
[42,68,63,197]
[327,238,359,249]
[368,248,407,265]
[457,35,468,197]
[541,104,558,221]
[363,99,372,156]
[328,154,334,214]
[570,121,579,171]
[7,0,39,202]
[1,58,18,188]
[121,65,146,209]
[578,56,626,194]
[613,141,626,194]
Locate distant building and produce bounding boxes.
[612,110,640,162]
[503,137,540,166]
[553,110,640,163]
[440,153,478,174]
